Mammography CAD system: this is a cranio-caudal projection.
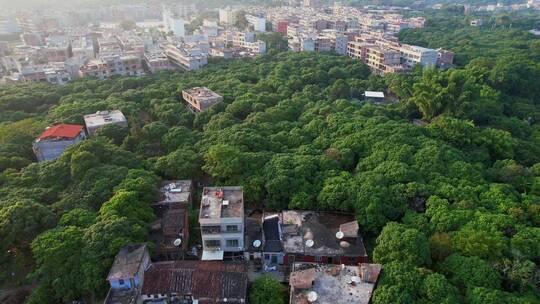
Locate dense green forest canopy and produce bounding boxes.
[398,10,540,66]
[1,47,540,304]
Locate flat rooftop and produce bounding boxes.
[141,260,248,302]
[107,244,147,281]
[183,87,222,100]
[200,187,244,220]
[281,211,367,257]
[154,180,192,206]
[290,263,382,304]
[83,110,127,128]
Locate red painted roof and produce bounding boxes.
[37,124,84,140]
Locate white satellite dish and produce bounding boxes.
[253,240,262,248]
[351,276,361,284]
[173,238,182,247]
[307,291,318,303]
[340,241,350,248]
[336,231,344,239]
[305,239,314,248]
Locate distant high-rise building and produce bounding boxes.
[0,17,20,35]
[219,8,237,25]
[303,0,320,8]
[246,15,266,32]
[163,9,185,37]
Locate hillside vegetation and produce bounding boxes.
[0,51,539,303]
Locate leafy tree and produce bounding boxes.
[31,226,86,302]
[154,148,203,179]
[0,200,56,251]
[249,276,286,304]
[373,222,431,266]
[440,254,502,290]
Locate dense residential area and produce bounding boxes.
[1,0,540,304]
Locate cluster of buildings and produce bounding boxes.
[32,84,223,162]
[104,184,381,304]
[32,110,127,162]
[436,0,540,12]
[0,4,267,85]
[246,3,454,74]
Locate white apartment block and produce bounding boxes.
[79,54,144,79]
[163,44,208,71]
[199,187,245,260]
[43,65,71,85]
[390,44,438,68]
[246,14,266,32]
[231,32,267,55]
[70,36,95,59]
[219,8,237,25]
[163,9,185,37]
[144,50,173,73]
[84,110,128,136]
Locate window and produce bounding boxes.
[226,225,238,232]
[201,226,220,234]
[119,279,125,285]
[315,256,322,262]
[226,239,239,247]
[205,240,220,248]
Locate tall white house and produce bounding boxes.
[163,10,185,37]
[219,8,237,25]
[246,15,266,32]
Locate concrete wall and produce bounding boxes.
[33,133,85,162]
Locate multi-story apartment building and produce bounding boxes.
[42,44,70,62]
[79,58,108,79]
[79,54,144,79]
[162,9,185,37]
[394,44,438,69]
[43,64,72,85]
[21,32,44,46]
[246,14,266,32]
[314,35,332,53]
[232,31,255,47]
[97,37,123,55]
[144,50,173,73]
[347,41,370,61]
[70,36,95,59]
[219,8,237,25]
[319,30,348,55]
[0,41,9,56]
[199,187,245,260]
[182,87,223,112]
[16,16,40,33]
[365,46,403,75]
[116,33,145,56]
[0,17,20,35]
[163,44,208,71]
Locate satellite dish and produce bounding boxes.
[340,241,350,248]
[173,238,182,247]
[253,240,261,248]
[305,239,314,248]
[336,231,344,239]
[307,291,318,303]
[351,276,361,284]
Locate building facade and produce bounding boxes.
[33,124,86,162]
[199,187,245,260]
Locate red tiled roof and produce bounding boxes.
[37,124,84,140]
[141,261,248,302]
